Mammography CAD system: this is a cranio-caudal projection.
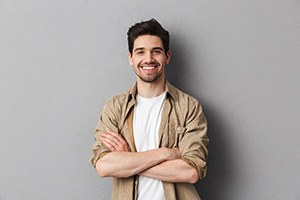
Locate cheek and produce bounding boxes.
[129,56,142,66]
[135,59,143,66]
[159,58,167,65]
[131,60,140,69]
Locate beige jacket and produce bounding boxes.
[91,81,208,200]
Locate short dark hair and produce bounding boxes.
[127,18,170,55]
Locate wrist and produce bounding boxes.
[159,147,179,161]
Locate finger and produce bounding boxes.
[108,133,130,151]
[102,132,123,146]
[101,138,117,151]
[106,131,127,144]
[101,131,130,152]
[106,131,123,142]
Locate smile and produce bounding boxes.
[141,66,156,70]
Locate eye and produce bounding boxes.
[136,51,144,55]
[153,50,162,55]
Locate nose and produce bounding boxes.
[144,52,154,63]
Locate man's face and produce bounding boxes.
[129,35,170,84]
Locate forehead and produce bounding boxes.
[133,35,164,50]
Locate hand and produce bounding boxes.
[100,131,130,152]
[161,147,180,161]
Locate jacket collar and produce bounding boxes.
[128,80,177,102]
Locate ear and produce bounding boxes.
[128,52,133,65]
[166,50,171,64]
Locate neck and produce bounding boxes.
[137,78,166,98]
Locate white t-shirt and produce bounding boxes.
[133,92,166,200]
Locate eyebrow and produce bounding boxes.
[133,47,145,52]
[152,47,164,51]
[133,47,164,52]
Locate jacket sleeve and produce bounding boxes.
[90,100,120,167]
[178,100,209,179]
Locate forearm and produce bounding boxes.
[96,147,177,178]
[139,159,199,184]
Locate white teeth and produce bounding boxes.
[142,66,155,70]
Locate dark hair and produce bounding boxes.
[127,18,170,55]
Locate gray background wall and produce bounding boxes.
[1,0,299,199]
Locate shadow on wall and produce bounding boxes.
[166,35,239,200]
[195,107,237,200]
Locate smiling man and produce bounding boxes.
[91,19,208,200]
[130,34,169,85]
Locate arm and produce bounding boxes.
[177,101,209,180]
[97,131,179,177]
[96,146,179,178]
[139,159,199,183]
[99,131,198,183]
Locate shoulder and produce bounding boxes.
[175,87,199,104]
[167,83,205,120]
[168,83,201,107]
[169,85,207,128]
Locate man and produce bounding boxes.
[91,19,208,200]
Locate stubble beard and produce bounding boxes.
[134,62,163,83]
[136,72,162,83]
